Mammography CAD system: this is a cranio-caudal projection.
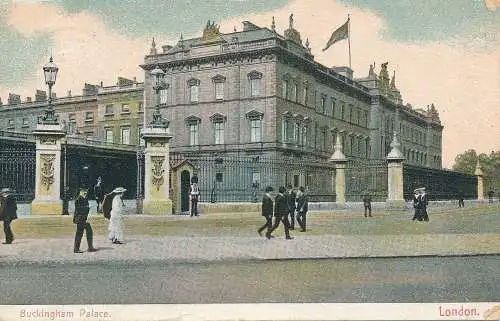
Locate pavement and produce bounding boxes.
[1,232,499,265]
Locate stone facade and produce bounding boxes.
[140,18,443,169]
[0,18,443,177]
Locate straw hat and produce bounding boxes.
[0,188,14,196]
[112,187,127,194]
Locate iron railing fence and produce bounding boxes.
[345,159,388,202]
[403,164,477,201]
[0,147,36,202]
[169,153,335,202]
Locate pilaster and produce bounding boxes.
[31,123,66,215]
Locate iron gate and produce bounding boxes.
[345,159,388,201]
[0,146,36,202]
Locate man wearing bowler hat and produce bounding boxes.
[73,187,97,253]
[258,186,274,236]
[0,188,17,244]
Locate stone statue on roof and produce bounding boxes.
[289,13,294,29]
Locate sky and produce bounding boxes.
[0,0,499,168]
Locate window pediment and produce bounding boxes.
[210,113,227,122]
[185,115,201,124]
[212,74,226,83]
[293,113,304,121]
[282,111,292,118]
[246,110,264,120]
[247,71,262,79]
[187,78,200,86]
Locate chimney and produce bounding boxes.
[67,90,72,97]
[35,90,47,102]
[51,92,56,99]
[83,83,98,96]
[117,77,134,86]
[8,93,21,105]
[100,81,103,87]
[0,97,3,106]
[133,77,137,83]
[162,45,173,53]
[242,21,260,31]
[26,97,32,103]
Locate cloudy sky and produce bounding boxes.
[0,0,499,168]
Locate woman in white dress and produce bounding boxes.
[108,187,126,244]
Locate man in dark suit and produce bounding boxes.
[258,186,274,236]
[0,188,17,244]
[362,192,372,217]
[73,188,97,253]
[296,186,308,232]
[458,190,465,208]
[286,184,297,230]
[266,186,292,240]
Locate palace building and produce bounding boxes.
[140,18,443,168]
[0,17,443,202]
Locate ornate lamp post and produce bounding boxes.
[150,65,165,124]
[39,56,59,125]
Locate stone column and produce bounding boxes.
[386,131,405,208]
[141,107,173,215]
[329,134,348,204]
[474,160,484,201]
[31,124,66,215]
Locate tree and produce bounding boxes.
[453,149,500,196]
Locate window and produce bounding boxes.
[356,108,361,125]
[214,121,224,144]
[187,79,200,103]
[215,82,224,100]
[69,113,76,123]
[302,126,308,146]
[282,79,288,99]
[331,99,336,118]
[105,128,113,143]
[105,104,114,115]
[215,172,223,183]
[322,128,327,150]
[282,118,289,142]
[248,71,262,97]
[340,103,345,120]
[293,84,298,102]
[160,89,168,104]
[250,78,260,96]
[321,96,326,114]
[138,102,143,112]
[349,105,353,123]
[22,118,29,127]
[302,87,308,105]
[120,127,130,144]
[121,104,130,113]
[85,112,94,122]
[251,119,262,142]
[294,123,300,144]
[364,111,369,127]
[7,119,14,128]
[189,123,199,145]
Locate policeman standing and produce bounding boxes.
[190,174,200,217]
[73,187,97,253]
[0,188,17,244]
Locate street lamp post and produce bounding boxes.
[39,56,59,125]
[150,65,166,126]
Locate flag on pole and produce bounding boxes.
[322,17,349,51]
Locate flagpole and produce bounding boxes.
[347,14,352,69]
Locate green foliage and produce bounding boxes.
[453,149,500,195]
